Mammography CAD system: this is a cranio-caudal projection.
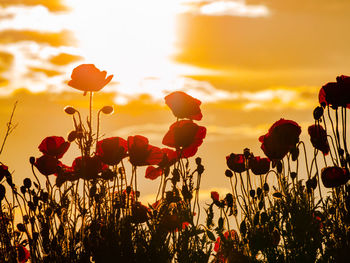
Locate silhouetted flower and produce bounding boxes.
[96,137,128,165]
[165,91,202,120]
[319,76,350,108]
[226,153,246,173]
[17,245,30,263]
[68,64,113,95]
[128,135,163,166]
[0,164,10,181]
[38,136,70,159]
[249,156,270,175]
[308,124,330,155]
[321,166,349,188]
[56,166,78,187]
[130,202,149,223]
[72,156,107,180]
[259,119,301,161]
[162,120,206,158]
[34,155,61,176]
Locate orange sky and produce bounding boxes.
[0,0,350,200]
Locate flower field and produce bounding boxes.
[1,65,350,262]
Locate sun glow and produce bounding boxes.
[66,0,201,98]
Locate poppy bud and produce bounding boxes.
[20,186,26,195]
[250,189,255,198]
[17,223,26,232]
[67,131,78,142]
[197,164,204,175]
[29,156,35,165]
[195,157,202,165]
[291,147,299,161]
[263,183,269,192]
[126,186,132,195]
[276,161,283,173]
[257,187,262,198]
[172,169,180,182]
[64,106,77,115]
[225,169,233,178]
[290,172,297,179]
[313,106,324,120]
[0,184,5,201]
[101,106,114,115]
[23,178,31,189]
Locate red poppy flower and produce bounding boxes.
[226,153,246,173]
[34,155,62,176]
[68,64,113,95]
[0,164,10,181]
[159,148,178,167]
[211,191,220,202]
[308,124,330,155]
[162,120,206,158]
[96,137,128,165]
[17,245,30,263]
[56,166,78,187]
[38,136,70,159]
[165,91,202,120]
[130,202,149,223]
[72,156,107,180]
[127,135,163,166]
[249,156,270,175]
[321,166,349,188]
[259,119,301,161]
[319,77,350,108]
[145,166,163,180]
[145,148,178,180]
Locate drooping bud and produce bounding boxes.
[64,106,77,115]
[101,106,114,115]
[67,130,78,142]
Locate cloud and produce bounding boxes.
[180,0,269,17]
[199,0,269,17]
[0,50,13,72]
[0,6,72,32]
[0,0,68,12]
[49,52,82,66]
[0,29,75,46]
[28,66,61,77]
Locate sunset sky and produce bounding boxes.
[1,0,350,201]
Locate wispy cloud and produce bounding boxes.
[0,0,68,12]
[180,0,269,17]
